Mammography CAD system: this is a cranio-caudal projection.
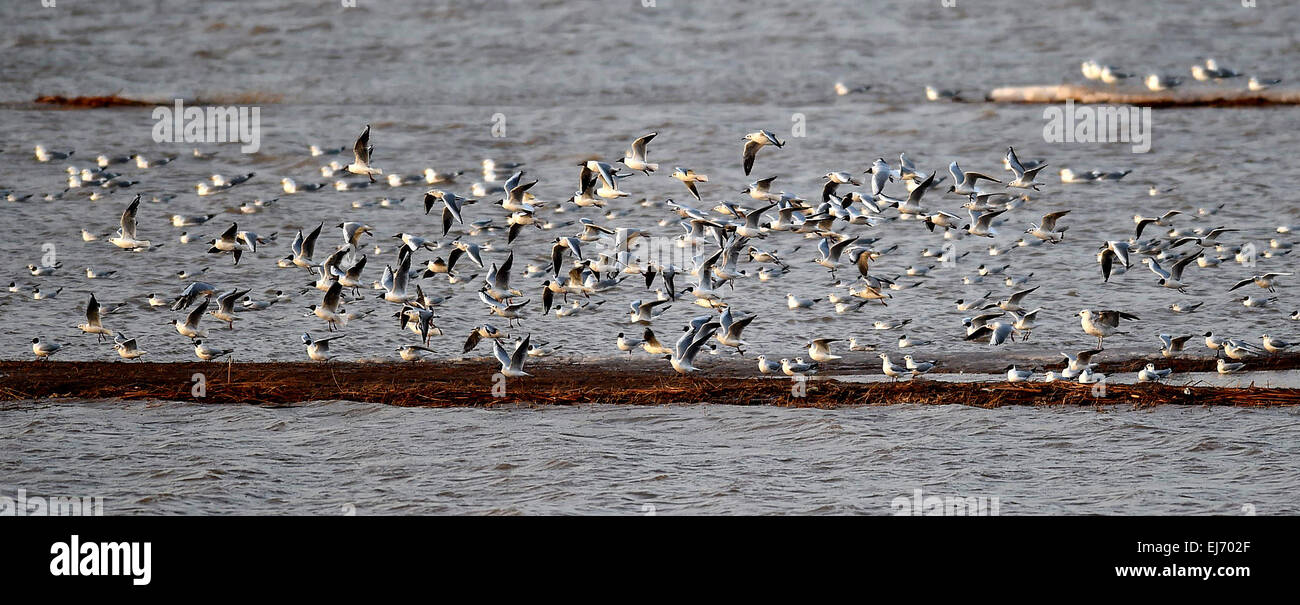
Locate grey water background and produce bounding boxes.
[4,399,1298,514]
[2,0,1299,513]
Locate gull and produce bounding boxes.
[1057,350,1101,376]
[923,210,962,232]
[1205,58,1241,78]
[715,309,757,354]
[807,338,841,362]
[822,171,861,202]
[834,82,870,95]
[1078,367,1106,385]
[147,293,169,307]
[879,353,907,380]
[1099,65,1134,84]
[742,175,781,202]
[628,298,672,324]
[670,320,721,373]
[1026,210,1070,243]
[77,293,113,341]
[924,86,961,101]
[1004,147,1048,190]
[582,162,628,200]
[898,333,931,349]
[1077,309,1139,349]
[396,305,440,345]
[1099,241,1132,282]
[963,207,1006,238]
[550,237,583,277]
[338,222,374,249]
[1189,226,1238,249]
[619,132,658,174]
[1005,366,1034,383]
[671,167,709,201]
[113,336,146,360]
[345,124,383,182]
[1170,302,1202,314]
[1009,308,1041,341]
[303,332,345,361]
[616,331,643,354]
[34,145,74,162]
[996,286,1038,312]
[1204,331,1228,351]
[1229,273,1292,293]
[193,339,233,361]
[1092,170,1131,182]
[813,235,858,275]
[1262,334,1293,354]
[1224,339,1264,360]
[208,222,245,265]
[462,324,508,354]
[1134,210,1181,238]
[171,296,211,339]
[291,223,324,270]
[873,319,912,330]
[756,355,782,374]
[1248,76,1282,91]
[479,290,529,326]
[281,178,325,194]
[948,162,1000,195]
[397,345,436,362]
[171,213,216,227]
[965,320,1015,346]
[903,355,936,377]
[640,327,673,355]
[1150,252,1202,291]
[782,357,819,377]
[170,281,218,311]
[31,284,61,299]
[31,337,65,360]
[424,190,472,237]
[1144,74,1183,91]
[1059,168,1100,183]
[378,253,417,304]
[741,130,783,176]
[27,263,60,276]
[1159,334,1193,358]
[568,164,606,208]
[308,281,347,331]
[84,267,116,280]
[211,288,250,329]
[787,292,819,310]
[109,194,151,250]
[423,168,462,184]
[1138,363,1172,382]
[1217,358,1246,374]
[482,255,521,303]
[1241,295,1279,308]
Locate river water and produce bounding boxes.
[1,0,1298,514]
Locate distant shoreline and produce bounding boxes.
[2,361,1296,408]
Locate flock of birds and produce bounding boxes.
[14,115,1300,386]
[1080,57,1283,92]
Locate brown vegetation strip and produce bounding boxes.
[34,95,154,108]
[0,361,1296,409]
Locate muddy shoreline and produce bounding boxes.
[1,361,1297,409]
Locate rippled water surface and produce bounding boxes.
[3,399,1298,515]
[2,1,1299,514]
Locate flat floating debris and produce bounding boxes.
[1,362,1296,409]
[986,84,1300,107]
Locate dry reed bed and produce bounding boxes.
[0,361,1295,409]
